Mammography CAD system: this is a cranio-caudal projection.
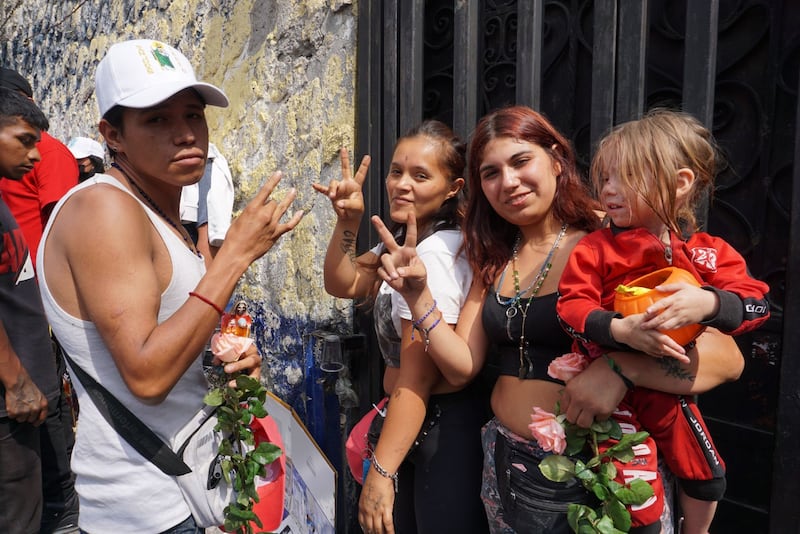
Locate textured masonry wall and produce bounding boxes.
[0,0,357,416]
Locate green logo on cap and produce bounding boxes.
[151,44,175,69]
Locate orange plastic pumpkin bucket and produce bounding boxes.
[613,266,706,346]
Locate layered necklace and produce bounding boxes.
[495,223,568,378]
[111,162,201,258]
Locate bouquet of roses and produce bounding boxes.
[528,353,654,533]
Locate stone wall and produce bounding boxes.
[0,0,357,416]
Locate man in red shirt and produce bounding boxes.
[0,69,79,534]
[0,68,78,266]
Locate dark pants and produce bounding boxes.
[39,349,79,534]
[0,417,42,534]
[393,386,491,534]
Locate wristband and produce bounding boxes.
[189,291,224,316]
[414,314,442,353]
[412,300,437,326]
[411,300,437,341]
[605,354,635,390]
[371,454,399,492]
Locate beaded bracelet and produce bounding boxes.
[605,354,635,390]
[413,313,442,353]
[371,454,399,492]
[189,291,224,316]
[411,300,437,341]
[411,300,437,333]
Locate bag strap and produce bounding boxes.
[57,340,192,476]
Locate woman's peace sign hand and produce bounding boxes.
[370,212,428,298]
[312,148,371,221]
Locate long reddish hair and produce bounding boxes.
[464,106,600,285]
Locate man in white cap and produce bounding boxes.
[66,137,105,182]
[37,39,304,533]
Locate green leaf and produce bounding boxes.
[236,491,252,506]
[574,462,596,484]
[595,513,627,534]
[221,458,233,484]
[598,461,616,480]
[607,419,623,440]
[204,389,224,406]
[617,431,649,448]
[538,455,576,482]
[592,482,609,501]
[227,503,258,520]
[604,498,631,531]
[591,419,614,434]
[236,374,261,390]
[252,442,283,465]
[611,448,634,464]
[249,402,268,418]
[628,478,655,503]
[567,503,596,532]
[219,405,238,419]
[613,486,636,505]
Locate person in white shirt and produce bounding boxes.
[180,142,234,267]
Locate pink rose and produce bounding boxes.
[210,332,254,363]
[528,407,567,454]
[547,352,589,382]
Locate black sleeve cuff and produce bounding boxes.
[585,309,631,350]
[699,286,743,332]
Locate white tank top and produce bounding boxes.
[38,173,209,533]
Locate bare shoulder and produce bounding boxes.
[44,182,161,320]
[46,182,161,292]
[52,182,150,250]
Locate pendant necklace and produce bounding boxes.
[662,228,673,264]
[495,233,547,307]
[497,223,568,377]
[111,162,202,258]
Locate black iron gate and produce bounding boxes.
[354,1,798,532]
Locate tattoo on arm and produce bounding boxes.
[658,358,696,382]
[339,230,357,261]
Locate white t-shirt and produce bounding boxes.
[372,228,472,367]
[180,142,234,246]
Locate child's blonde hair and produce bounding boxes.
[591,108,718,234]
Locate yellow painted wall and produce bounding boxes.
[0,0,358,401]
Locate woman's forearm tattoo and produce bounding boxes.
[659,358,696,382]
[340,230,357,261]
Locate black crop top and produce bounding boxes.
[482,288,574,382]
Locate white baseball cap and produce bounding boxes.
[67,137,105,160]
[95,39,228,118]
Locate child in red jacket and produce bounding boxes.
[557,109,770,534]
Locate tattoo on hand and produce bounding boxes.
[659,358,696,382]
[340,230,356,261]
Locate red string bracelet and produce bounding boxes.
[188,291,224,316]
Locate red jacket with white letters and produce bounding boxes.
[557,225,770,355]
